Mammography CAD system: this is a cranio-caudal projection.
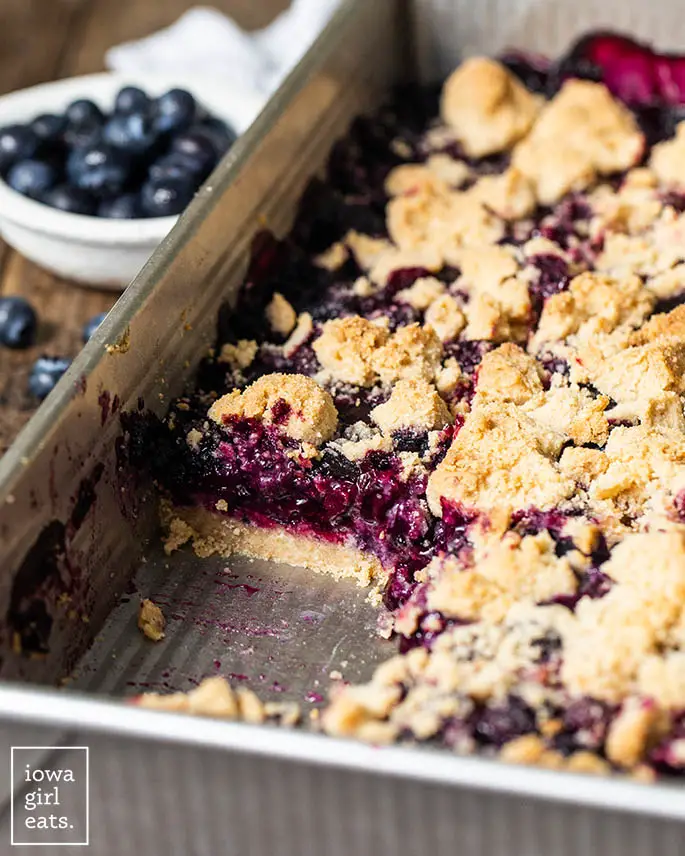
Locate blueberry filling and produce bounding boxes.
[470,696,538,748]
[649,714,685,772]
[527,253,571,319]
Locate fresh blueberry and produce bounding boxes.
[82,311,108,342]
[65,99,104,127]
[0,124,38,172]
[42,184,96,216]
[153,88,196,134]
[194,118,237,155]
[140,175,195,217]
[67,143,130,197]
[114,86,150,115]
[170,130,217,177]
[0,296,37,349]
[30,113,67,143]
[97,193,139,219]
[103,112,157,155]
[148,152,200,182]
[63,119,103,149]
[28,355,71,400]
[7,159,57,199]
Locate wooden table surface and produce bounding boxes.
[0,0,287,452]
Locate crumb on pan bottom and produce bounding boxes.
[135,675,301,727]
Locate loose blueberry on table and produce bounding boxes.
[27,355,71,401]
[82,311,108,343]
[130,32,685,778]
[0,296,37,349]
[0,87,236,218]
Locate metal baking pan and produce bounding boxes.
[1,0,685,853]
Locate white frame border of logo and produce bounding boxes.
[10,745,89,847]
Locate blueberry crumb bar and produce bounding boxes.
[130,33,685,778]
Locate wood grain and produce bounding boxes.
[0,0,288,451]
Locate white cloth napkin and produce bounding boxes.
[105,1,341,102]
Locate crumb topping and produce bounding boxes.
[631,304,685,346]
[473,344,543,406]
[315,241,348,270]
[588,424,685,518]
[559,446,609,488]
[396,276,445,310]
[424,294,466,342]
[426,532,577,623]
[589,176,662,236]
[313,316,388,386]
[208,373,338,445]
[523,380,610,447]
[455,247,531,342]
[426,400,573,518]
[266,292,297,336]
[440,58,541,157]
[371,323,443,384]
[425,153,471,187]
[513,80,644,204]
[532,272,653,354]
[218,339,258,370]
[345,230,393,270]
[596,208,685,280]
[384,158,469,197]
[562,533,685,702]
[386,188,504,259]
[469,168,537,220]
[369,245,443,286]
[650,121,685,186]
[334,431,393,461]
[186,428,203,450]
[371,378,452,434]
[591,341,685,409]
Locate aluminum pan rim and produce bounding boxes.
[0,680,682,821]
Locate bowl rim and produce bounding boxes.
[0,71,262,245]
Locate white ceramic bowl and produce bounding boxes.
[0,73,263,289]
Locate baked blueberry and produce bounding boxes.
[103,112,157,155]
[7,159,57,199]
[0,124,38,172]
[30,113,67,143]
[65,98,104,127]
[0,296,37,349]
[153,88,196,134]
[66,143,130,197]
[140,175,195,217]
[28,355,71,400]
[114,86,150,116]
[42,184,96,215]
[82,311,108,342]
[97,193,139,219]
